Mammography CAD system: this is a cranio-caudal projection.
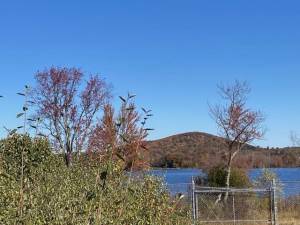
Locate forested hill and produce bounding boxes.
[147,132,300,169]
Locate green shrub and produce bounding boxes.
[0,135,192,225]
[207,165,251,188]
[0,134,52,180]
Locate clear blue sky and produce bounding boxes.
[1,0,300,147]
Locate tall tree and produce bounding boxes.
[209,80,265,198]
[88,94,152,172]
[32,67,111,167]
[290,131,300,146]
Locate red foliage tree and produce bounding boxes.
[88,94,152,171]
[32,67,111,167]
[210,80,265,198]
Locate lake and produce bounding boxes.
[149,168,300,197]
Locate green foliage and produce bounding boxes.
[0,134,52,180]
[0,135,192,225]
[207,166,251,188]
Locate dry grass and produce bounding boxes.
[278,211,300,225]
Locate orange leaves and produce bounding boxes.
[210,80,265,146]
[88,94,153,171]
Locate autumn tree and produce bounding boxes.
[209,80,265,197]
[32,67,111,167]
[290,131,300,146]
[88,94,152,172]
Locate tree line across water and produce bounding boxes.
[148,132,300,169]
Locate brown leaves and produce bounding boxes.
[88,95,153,171]
[210,80,265,146]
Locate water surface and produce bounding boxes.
[149,168,300,197]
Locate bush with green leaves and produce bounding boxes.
[0,134,192,225]
[0,134,52,179]
[207,165,251,188]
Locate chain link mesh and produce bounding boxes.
[194,188,272,225]
[165,181,300,225]
[277,181,300,225]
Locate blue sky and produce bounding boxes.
[1,0,300,147]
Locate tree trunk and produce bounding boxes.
[224,158,232,201]
[65,151,72,167]
[224,147,240,201]
[64,141,73,167]
[215,151,233,205]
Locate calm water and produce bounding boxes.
[150,168,300,197]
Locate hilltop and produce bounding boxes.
[147,132,300,169]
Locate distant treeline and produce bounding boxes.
[147,132,300,169]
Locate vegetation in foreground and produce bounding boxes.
[0,135,192,225]
[0,67,195,224]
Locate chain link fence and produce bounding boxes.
[277,181,300,225]
[192,187,273,224]
[164,180,300,225]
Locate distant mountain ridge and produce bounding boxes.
[147,132,300,169]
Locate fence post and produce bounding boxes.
[270,185,274,225]
[191,177,196,221]
[232,192,236,225]
[195,189,199,220]
[271,179,278,225]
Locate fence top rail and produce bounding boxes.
[166,183,191,186]
[280,180,300,183]
[198,219,271,223]
[194,186,271,193]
